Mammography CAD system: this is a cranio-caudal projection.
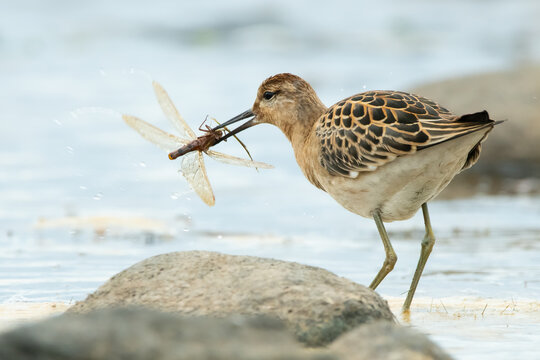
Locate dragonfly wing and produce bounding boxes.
[206,150,274,169]
[123,115,188,151]
[152,81,196,140]
[181,151,215,206]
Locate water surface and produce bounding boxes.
[1,1,539,359]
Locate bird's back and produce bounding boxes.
[315,90,496,178]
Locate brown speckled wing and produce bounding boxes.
[315,91,493,176]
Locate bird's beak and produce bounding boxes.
[212,109,258,144]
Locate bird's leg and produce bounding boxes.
[402,203,436,312]
[369,209,397,290]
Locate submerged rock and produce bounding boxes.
[0,307,335,360]
[330,321,453,360]
[68,251,394,346]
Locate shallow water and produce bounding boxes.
[3,196,540,303]
[1,0,540,359]
[2,196,540,359]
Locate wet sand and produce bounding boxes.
[0,302,70,332]
[389,297,540,360]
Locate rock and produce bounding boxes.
[67,251,394,346]
[330,321,453,360]
[0,307,336,360]
[410,65,540,197]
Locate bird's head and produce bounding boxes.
[213,73,326,144]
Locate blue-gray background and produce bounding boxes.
[1,1,539,359]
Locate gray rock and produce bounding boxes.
[411,65,540,197]
[0,307,336,360]
[330,321,453,360]
[68,251,394,346]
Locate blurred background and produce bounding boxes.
[1,1,539,358]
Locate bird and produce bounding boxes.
[211,73,501,312]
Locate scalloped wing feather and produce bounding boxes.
[315,91,494,176]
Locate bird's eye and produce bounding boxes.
[263,91,276,100]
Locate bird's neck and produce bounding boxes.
[282,98,326,147]
[285,101,327,190]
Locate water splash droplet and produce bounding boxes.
[93,192,103,200]
[53,119,62,126]
[99,69,107,76]
[362,84,367,90]
[217,234,223,240]
[170,192,179,200]
[139,161,146,168]
[183,228,189,232]
[79,185,88,191]
[65,146,74,154]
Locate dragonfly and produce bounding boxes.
[123,81,273,206]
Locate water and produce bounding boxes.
[3,196,540,302]
[1,0,540,359]
[1,196,540,359]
